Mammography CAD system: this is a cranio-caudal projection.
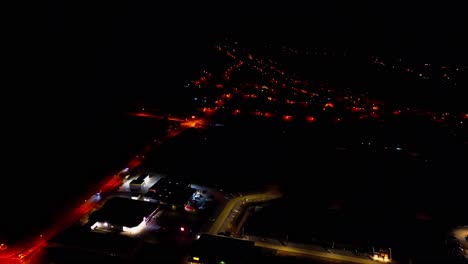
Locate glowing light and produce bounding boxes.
[91,222,100,230]
[305,115,315,123]
[372,253,391,262]
[122,219,147,235]
[351,107,363,112]
[180,227,185,232]
[282,115,293,122]
[324,102,334,108]
[193,256,200,261]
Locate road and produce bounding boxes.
[0,112,213,264]
[0,173,124,264]
[254,237,384,264]
[127,112,188,122]
[204,188,395,264]
[451,226,468,261]
[207,189,282,235]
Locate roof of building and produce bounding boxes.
[148,177,190,192]
[89,197,159,227]
[145,177,192,205]
[49,225,141,257]
[130,178,144,184]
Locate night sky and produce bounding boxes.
[50,1,468,75]
[48,1,467,141]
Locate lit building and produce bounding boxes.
[143,176,193,207]
[89,197,159,235]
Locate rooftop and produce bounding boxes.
[89,197,159,227]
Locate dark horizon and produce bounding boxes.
[47,1,468,114]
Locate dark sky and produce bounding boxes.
[45,0,468,125]
[46,1,464,120]
[49,1,468,61]
[45,0,468,146]
[44,0,467,163]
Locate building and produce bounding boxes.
[89,197,159,234]
[129,178,145,191]
[129,173,150,191]
[47,225,142,261]
[144,176,193,206]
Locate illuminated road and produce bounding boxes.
[0,172,126,263]
[206,188,395,264]
[256,241,380,264]
[451,226,468,261]
[127,112,188,122]
[127,112,209,129]
[0,111,213,264]
[207,189,282,235]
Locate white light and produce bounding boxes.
[91,222,101,230]
[122,219,146,235]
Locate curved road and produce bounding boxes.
[205,189,394,264]
[208,190,282,235]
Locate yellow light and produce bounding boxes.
[193,257,200,261]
